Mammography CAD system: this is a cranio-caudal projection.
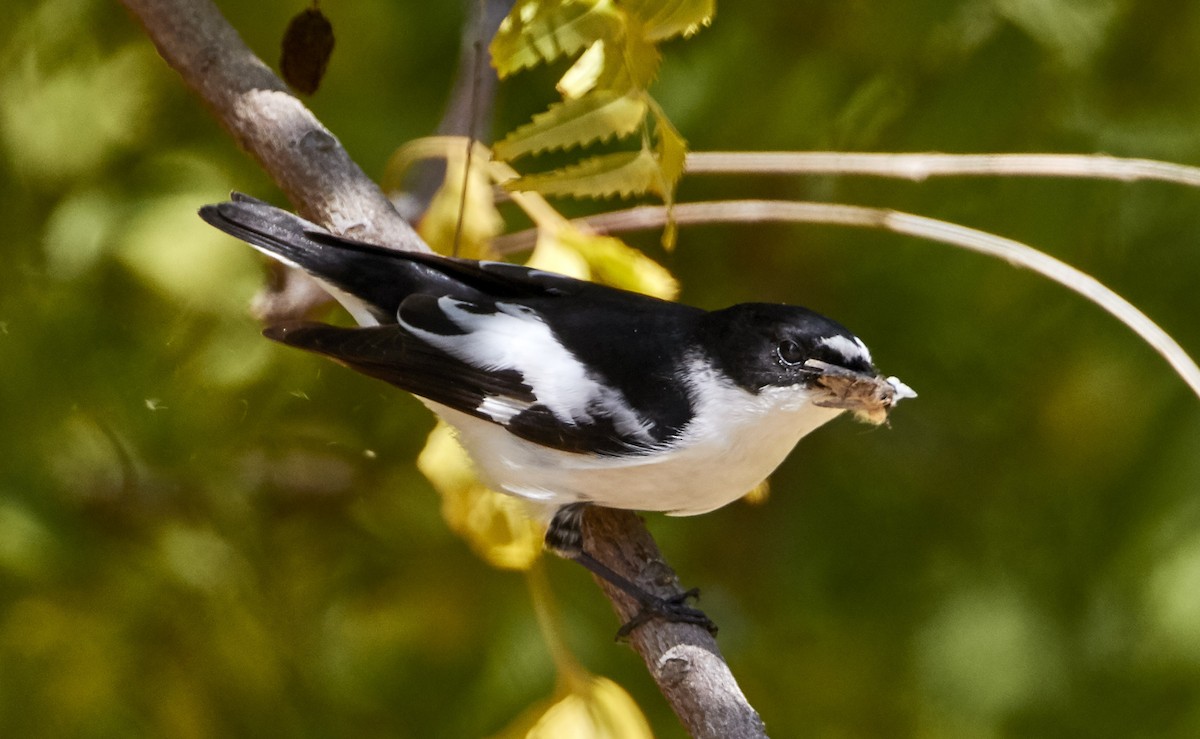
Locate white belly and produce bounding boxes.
[425,377,844,517]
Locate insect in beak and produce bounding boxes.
[804,359,917,425]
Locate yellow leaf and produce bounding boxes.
[613,25,664,89]
[493,89,648,162]
[741,478,770,506]
[651,101,688,249]
[416,423,543,571]
[526,230,592,280]
[493,676,653,739]
[491,0,624,78]
[417,145,504,260]
[539,228,678,299]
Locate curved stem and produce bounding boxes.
[686,151,1200,187]
[493,199,1200,402]
[526,559,590,691]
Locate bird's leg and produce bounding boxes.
[545,503,717,638]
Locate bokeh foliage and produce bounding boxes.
[2,0,1200,736]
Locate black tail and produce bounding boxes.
[198,193,333,269]
[200,193,470,322]
[200,193,581,322]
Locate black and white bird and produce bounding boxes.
[200,193,915,633]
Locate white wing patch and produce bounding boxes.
[401,298,655,442]
[475,394,530,424]
[819,334,872,365]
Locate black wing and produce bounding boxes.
[266,320,536,420]
[266,319,679,457]
[204,194,700,456]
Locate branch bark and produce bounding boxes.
[121,0,425,322]
[119,1,766,735]
[584,509,768,738]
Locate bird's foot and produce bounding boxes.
[616,587,717,640]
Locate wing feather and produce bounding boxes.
[264,319,668,457]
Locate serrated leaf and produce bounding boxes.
[557,39,606,98]
[623,0,715,41]
[650,98,688,248]
[621,31,664,88]
[504,149,662,199]
[493,89,647,162]
[491,0,624,78]
[652,104,687,195]
[557,36,662,99]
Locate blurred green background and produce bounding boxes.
[3,0,1200,736]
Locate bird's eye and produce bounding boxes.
[777,339,805,366]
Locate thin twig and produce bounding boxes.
[492,200,1200,402]
[119,0,760,734]
[686,151,1200,187]
[397,0,513,220]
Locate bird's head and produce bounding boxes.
[699,303,915,424]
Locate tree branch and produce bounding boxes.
[120,0,425,321]
[584,509,768,738]
[120,1,765,735]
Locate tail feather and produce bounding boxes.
[199,193,569,324]
[199,194,436,323]
[199,194,356,275]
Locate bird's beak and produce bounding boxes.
[804,359,917,425]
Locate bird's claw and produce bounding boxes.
[615,587,718,640]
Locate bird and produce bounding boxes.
[200,193,915,634]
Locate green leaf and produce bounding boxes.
[490,0,624,78]
[652,105,688,249]
[623,0,715,42]
[557,40,607,98]
[504,149,663,199]
[493,89,647,161]
[556,37,662,98]
[652,103,687,197]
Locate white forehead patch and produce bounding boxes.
[819,334,872,365]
